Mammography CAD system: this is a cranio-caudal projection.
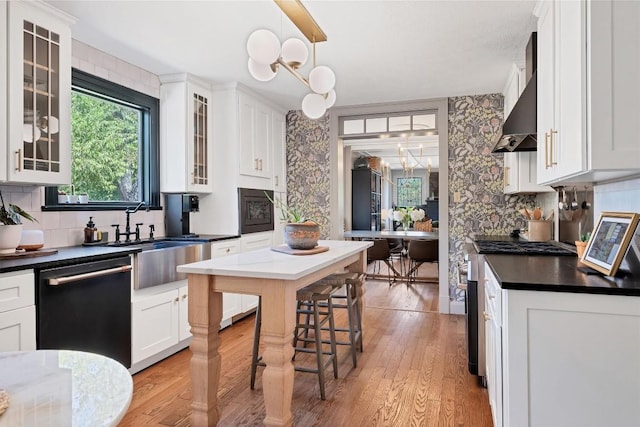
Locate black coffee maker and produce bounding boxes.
[165,194,199,237]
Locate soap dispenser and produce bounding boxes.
[84,217,97,243]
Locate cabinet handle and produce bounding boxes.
[259,159,263,171]
[483,311,490,321]
[549,129,558,167]
[49,265,132,286]
[275,175,279,186]
[254,158,259,170]
[504,166,510,187]
[174,297,179,302]
[488,294,496,299]
[15,149,22,172]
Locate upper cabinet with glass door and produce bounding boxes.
[160,73,214,193]
[6,0,74,185]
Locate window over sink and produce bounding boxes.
[44,69,160,210]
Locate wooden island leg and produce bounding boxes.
[348,250,368,326]
[188,274,223,426]
[260,284,297,427]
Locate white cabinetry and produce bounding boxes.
[131,279,191,372]
[502,64,552,194]
[272,112,287,192]
[535,0,640,185]
[211,239,242,328]
[0,270,36,351]
[484,264,502,427]
[239,93,272,179]
[160,73,213,193]
[485,260,640,427]
[5,0,73,184]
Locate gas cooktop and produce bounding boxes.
[473,240,574,256]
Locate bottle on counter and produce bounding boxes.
[84,217,97,243]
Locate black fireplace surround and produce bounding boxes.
[238,188,275,234]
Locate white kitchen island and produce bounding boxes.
[176,239,372,427]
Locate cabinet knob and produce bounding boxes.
[225,248,230,253]
[174,297,179,302]
[182,294,188,300]
[483,311,490,321]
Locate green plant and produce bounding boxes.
[0,192,38,225]
[579,231,592,242]
[264,192,314,224]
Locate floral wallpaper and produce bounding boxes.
[448,95,534,301]
[286,111,332,238]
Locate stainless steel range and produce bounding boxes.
[464,238,574,382]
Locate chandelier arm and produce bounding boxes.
[276,57,310,88]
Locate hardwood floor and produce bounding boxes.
[120,277,492,426]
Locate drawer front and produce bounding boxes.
[0,270,35,313]
[211,240,240,258]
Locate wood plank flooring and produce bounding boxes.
[119,276,492,426]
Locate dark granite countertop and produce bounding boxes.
[0,234,240,273]
[0,246,142,273]
[485,254,640,296]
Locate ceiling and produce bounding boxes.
[47,0,537,169]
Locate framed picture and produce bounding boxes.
[581,212,640,276]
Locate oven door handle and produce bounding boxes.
[48,265,132,286]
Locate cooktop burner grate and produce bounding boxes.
[473,240,574,256]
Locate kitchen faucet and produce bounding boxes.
[115,202,148,242]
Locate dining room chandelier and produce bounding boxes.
[398,137,424,178]
[246,0,336,120]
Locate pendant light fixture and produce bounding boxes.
[247,0,336,120]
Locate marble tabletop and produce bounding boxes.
[0,350,133,427]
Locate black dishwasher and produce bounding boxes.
[36,256,132,368]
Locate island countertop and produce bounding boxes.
[485,254,640,296]
[177,239,373,280]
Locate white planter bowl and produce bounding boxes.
[0,224,24,254]
[18,229,44,251]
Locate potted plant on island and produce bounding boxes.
[266,192,320,250]
[0,192,38,254]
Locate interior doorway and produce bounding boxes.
[328,98,451,314]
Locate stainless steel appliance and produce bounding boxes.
[36,256,132,367]
[464,238,574,382]
[165,194,199,237]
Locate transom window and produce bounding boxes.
[339,110,437,139]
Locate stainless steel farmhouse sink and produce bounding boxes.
[130,240,212,289]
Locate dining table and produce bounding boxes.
[176,239,372,427]
[343,230,439,282]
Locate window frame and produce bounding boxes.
[44,68,160,211]
[397,176,422,207]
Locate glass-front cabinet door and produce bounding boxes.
[188,85,212,192]
[7,1,73,184]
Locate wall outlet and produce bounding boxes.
[453,191,461,203]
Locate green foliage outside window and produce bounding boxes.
[69,91,140,202]
[397,177,422,207]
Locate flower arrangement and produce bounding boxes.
[392,207,425,231]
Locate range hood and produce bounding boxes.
[492,33,537,153]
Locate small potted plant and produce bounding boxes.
[575,231,591,260]
[57,190,68,204]
[0,192,38,254]
[266,192,319,250]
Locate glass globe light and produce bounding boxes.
[281,38,308,68]
[40,116,59,134]
[22,124,40,143]
[309,65,335,94]
[301,93,326,119]
[325,89,336,108]
[248,58,277,82]
[246,29,280,65]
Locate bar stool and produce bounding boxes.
[316,272,365,368]
[250,282,339,400]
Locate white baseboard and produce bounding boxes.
[449,300,465,315]
[439,296,451,314]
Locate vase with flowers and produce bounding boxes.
[393,207,425,233]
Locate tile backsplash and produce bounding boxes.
[593,176,640,217]
[0,186,164,248]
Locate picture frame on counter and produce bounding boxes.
[581,212,640,276]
